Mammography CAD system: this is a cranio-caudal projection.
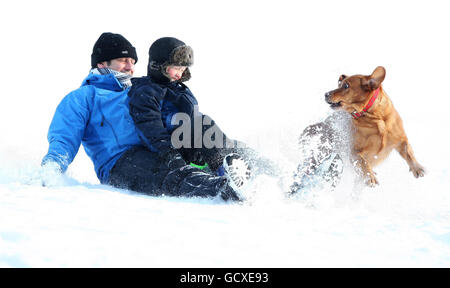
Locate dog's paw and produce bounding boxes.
[410,164,426,178]
[366,172,379,187]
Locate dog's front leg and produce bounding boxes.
[396,141,426,178]
[375,120,387,154]
[353,152,379,186]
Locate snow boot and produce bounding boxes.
[222,153,252,199]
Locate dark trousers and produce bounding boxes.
[175,114,247,172]
[108,146,230,198]
[108,115,276,198]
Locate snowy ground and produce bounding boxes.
[1,0,450,267]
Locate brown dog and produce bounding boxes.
[324,66,425,186]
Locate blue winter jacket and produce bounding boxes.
[42,73,142,183]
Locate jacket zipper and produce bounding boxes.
[98,104,123,149]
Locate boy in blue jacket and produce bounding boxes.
[42,33,241,201]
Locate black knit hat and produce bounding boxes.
[91,32,138,68]
[148,37,193,83]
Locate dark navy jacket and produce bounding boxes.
[128,76,198,155]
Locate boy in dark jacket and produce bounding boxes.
[124,37,251,198]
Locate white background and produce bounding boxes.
[0,0,449,267]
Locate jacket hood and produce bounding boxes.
[81,72,125,91]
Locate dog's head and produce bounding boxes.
[325,66,386,113]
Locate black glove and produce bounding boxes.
[159,149,187,170]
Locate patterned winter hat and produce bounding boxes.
[91,32,138,68]
[147,37,193,82]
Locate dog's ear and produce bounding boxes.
[338,74,347,86]
[362,66,386,91]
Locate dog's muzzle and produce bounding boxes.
[325,91,341,108]
[325,91,332,102]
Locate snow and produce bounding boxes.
[1,0,450,267]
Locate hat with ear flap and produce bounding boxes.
[147,37,194,83]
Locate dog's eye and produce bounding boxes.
[343,83,349,89]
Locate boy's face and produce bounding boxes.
[166,65,187,81]
[97,57,135,75]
